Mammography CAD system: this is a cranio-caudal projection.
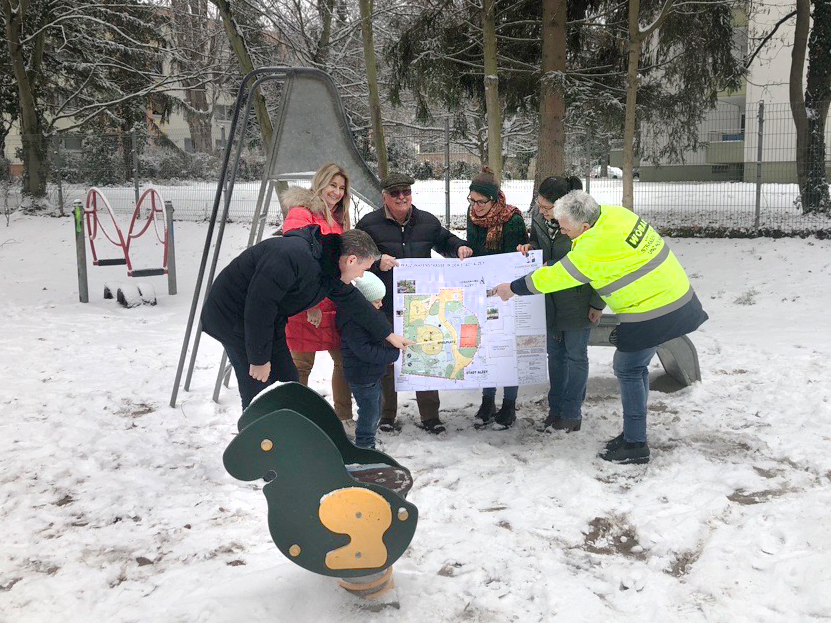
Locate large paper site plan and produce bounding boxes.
[392,251,547,391]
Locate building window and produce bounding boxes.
[61,137,82,151]
[215,104,233,122]
[711,163,744,181]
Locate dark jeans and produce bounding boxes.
[547,328,592,421]
[350,379,384,449]
[613,346,659,443]
[223,338,299,410]
[483,386,518,401]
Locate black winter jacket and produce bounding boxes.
[337,311,400,385]
[356,205,468,321]
[529,207,604,332]
[201,225,390,365]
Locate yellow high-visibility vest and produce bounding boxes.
[523,205,693,322]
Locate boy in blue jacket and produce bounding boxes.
[338,272,401,449]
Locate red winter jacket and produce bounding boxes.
[281,187,347,352]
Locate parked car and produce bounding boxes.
[590,165,623,179]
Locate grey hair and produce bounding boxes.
[553,190,600,226]
[340,229,380,260]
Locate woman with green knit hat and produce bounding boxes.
[467,166,529,430]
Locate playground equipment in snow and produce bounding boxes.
[169,67,701,409]
[74,187,177,305]
[170,67,384,408]
[224,382,417,603]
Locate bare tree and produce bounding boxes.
[481,0,502,180]
[358,0,389,177]
[535,0,566,183]
[168,0,234,152]
[790,0,830,213]
[1,0,226,208]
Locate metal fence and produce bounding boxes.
[3,100,830,235]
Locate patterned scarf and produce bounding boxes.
[469,190,521,251]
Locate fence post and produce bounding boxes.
[53,137,64,214]
[584,127,592,194]
[165,201,177,296]
[754,101,765,231]
[444,117,450,227]
[221,126,230,201]
[132,127,140,206]
[74,200,89,303]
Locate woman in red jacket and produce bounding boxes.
[280,163,354,423]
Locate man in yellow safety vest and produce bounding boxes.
[493,190,708,464]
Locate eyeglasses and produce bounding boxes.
[387,188,411,198]
[536,201,555,212]
[467,196,492,206]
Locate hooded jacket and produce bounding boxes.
[201,225,389,365]
[337,310,400,385]
[280,187,346,351]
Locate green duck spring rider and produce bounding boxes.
[223,382,418,601]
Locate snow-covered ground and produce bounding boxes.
[2,214,830,623]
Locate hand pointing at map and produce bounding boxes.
[490,283,515,301]
[386,332,413,350]
[378,254,399,271]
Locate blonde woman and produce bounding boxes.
[280,163,353,422]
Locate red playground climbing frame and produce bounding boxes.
[84,187,170,278]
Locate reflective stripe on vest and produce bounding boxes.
[525,205,692,322]
[595,244,670,296]
[617,285,694,322]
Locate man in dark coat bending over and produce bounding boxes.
[201,225,411,410]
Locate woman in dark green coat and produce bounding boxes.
[467,167,529,430]
[519,176,604,433]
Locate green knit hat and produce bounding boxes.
[469,166,499,202]
[353,271,386,302]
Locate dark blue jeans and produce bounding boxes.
[482,386,519,401]
[223,339,299,411]
[613,346,659,443]
[349,379,383,449]
[547,328,592,421]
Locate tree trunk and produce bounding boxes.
[803,0,831,213]
[535,0,567,188]
[622,0,641,209]
[358,0,389,179]
[3,0,49,202]
[482,0,502,182]
[790,0,810,210]
[314,0,335,65]
[174,0,214,152]
[212,0,273,148]
[183,84,213,152]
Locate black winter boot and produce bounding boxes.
[599,435,650,464]
[493,399,517,430]
[473,395,497,429]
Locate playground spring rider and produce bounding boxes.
[73,187,177,306]
[224,382,418,605]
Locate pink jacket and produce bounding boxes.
[281,187,346,352]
